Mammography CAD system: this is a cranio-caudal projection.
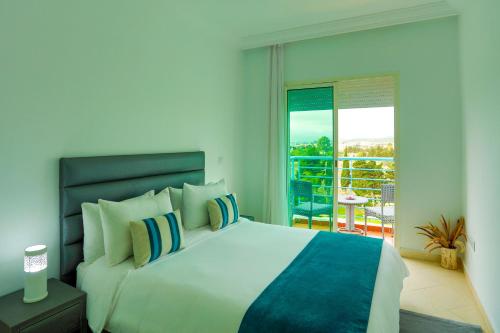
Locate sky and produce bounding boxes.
[290,107,394,144]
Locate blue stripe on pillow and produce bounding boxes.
[151,218,162,258]
[144,218,160,262]
[171,219,180,252]
[215,198,229,228]
[165,212,180,253]
[165,214,176,253]
[173,214,181,252]
[143,219,155,262]
[226,194,239,223]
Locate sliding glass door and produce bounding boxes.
[287,76,396,244]
[287,85,336,231]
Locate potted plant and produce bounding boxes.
[416,216,467,270]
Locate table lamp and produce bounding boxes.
[23,244,48,303]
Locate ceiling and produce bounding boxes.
[184,0,456,48]
[192,0,447,36]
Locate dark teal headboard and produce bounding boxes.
[59,152,205,285]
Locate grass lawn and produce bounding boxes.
[335,206,380,224]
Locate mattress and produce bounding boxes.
[77,219,408,333]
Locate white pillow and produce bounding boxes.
[81,191,154,264]
[182,179,227,230]
[168,187,183,212]
[167,182,216,213]
[99,189,173,266]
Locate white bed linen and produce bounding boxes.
[78,219,408,333]
[77,223,216,332]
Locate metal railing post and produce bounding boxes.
[349,159,353,193]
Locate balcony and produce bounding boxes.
[289,155,395,240]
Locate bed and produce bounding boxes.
[59,152,408,333]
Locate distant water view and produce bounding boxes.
[290,107,394,152]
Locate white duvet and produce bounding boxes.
[78,219,408,333]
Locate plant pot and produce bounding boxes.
[441,247,458,270]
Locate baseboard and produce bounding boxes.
[463,266,495,333]
[399,247,441,262]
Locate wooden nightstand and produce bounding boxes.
[0,278,86,333]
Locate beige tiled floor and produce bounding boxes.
[401,258,490,332]
[292,222,489,330]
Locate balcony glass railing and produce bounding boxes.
[289,155,395,222]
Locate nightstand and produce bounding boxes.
[0,278,86,333]
[241,215,255,221]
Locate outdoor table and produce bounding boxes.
[338,195,368,234]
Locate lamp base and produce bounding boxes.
[23,291,48,303]
[24,267,48,304]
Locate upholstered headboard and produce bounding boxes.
[59,152,205,286]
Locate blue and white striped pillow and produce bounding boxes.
[207,193,240,230]
[129,210,184,267]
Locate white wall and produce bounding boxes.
[241,17,463,252]
[448,0,500,329]
[0,1,242,296]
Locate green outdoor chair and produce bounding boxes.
[290,180,333,231]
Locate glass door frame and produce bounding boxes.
[286,73,400,249]
[285,82,339,230]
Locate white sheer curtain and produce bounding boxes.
[263,44,288,225]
